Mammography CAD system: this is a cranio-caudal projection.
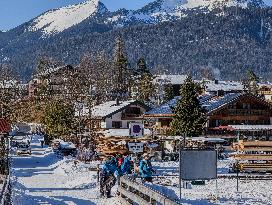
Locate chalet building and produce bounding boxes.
[144,93,272,139]
[201,80,244,95]
[153,75,188,96]
[77,100,151,136]
[28,65,76,98]
[259,83,272,103]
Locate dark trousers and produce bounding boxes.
[100,172,116,197]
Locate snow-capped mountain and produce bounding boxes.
[26,0,266,36]
[28,0,108,36]
[0,0,271,81]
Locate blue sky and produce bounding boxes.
[0,0,271,31]
[0,0,153,31]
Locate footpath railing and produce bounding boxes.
[0,174,11,205]
[118,176,180,205]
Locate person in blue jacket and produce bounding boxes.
[139,153,155,183]
[100,156,118,198]
[121,154,133,175]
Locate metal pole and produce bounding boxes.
[236,131,240,193]
[179,135,182,201]
[179,133,186,201]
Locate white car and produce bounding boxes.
[17,144,31,155]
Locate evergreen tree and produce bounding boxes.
[132,58,154,102]
[138,72,154,102]
[164,83,174,102]
[171,76,206,137]
[42,100,75,139]
[112,36,130,100]
[0,64,19,119]
[137,58,149,75]
[243,69,259,95]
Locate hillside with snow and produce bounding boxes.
[26,0,265,36]
[28,0,108,36]
[0,0,272,81]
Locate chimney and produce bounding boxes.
[214,79,219,84]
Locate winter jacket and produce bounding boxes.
[121,156,132,174]
[102,161,118,176]
[139,159,153,178]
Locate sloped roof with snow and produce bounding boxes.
[153,75,188,85]
[145,93,270,117]
[202,93,242,113]
[91,100,149,119]
[203,80,244,92]
[145,94,214,116]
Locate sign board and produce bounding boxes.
[129,123,144,137]
[180,150,217,180]
[128,142,144,153]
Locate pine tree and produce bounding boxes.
[164,83,174,102]
[137,58,149,75]
[0,64,19,119]
[138,72,154,102]
[243,69,259,95]
[171,76,206,137]
[42,100,75,139]
[112,36,130,100]
[133,58,154,102]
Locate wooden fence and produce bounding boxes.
[118,176,180,205]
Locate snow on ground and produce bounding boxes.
[150,159,272,205]
[10,135,121,205]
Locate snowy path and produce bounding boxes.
[10,135,121,205]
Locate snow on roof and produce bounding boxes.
[103,128,151,137]
[202,93,242,113]
[203,80,244,92]
[37,65,73,77]
[153,75,188,85]
[91,100,139,118]
[190,137,226,143]
[145,94,214,115]
[0,80,18,89]
[146,92,271,117]
[230,125,272,131]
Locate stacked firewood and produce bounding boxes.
[95,135,154,157]
[95,136,128,156]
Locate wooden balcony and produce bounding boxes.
[227,109,269,116]
[259,91,272,95]
[121,113,143,120]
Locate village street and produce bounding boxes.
[10,135,121,205]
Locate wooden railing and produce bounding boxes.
[0,174,11,205]
[118,176,180,205]
[259,91,272,95]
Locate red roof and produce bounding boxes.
[0,119,11,133]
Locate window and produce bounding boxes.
[125,107,141,115]
[112,121,122,128]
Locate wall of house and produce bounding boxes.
[104,105,146,129]
[208,96,272,127]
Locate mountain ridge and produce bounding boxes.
[0,0,271,81]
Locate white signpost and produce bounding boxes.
[128,142,144,153]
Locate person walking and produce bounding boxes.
[40,139,44,148]
[139,153,155,183]
[121,154,133,175]
[100,156,118,198]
